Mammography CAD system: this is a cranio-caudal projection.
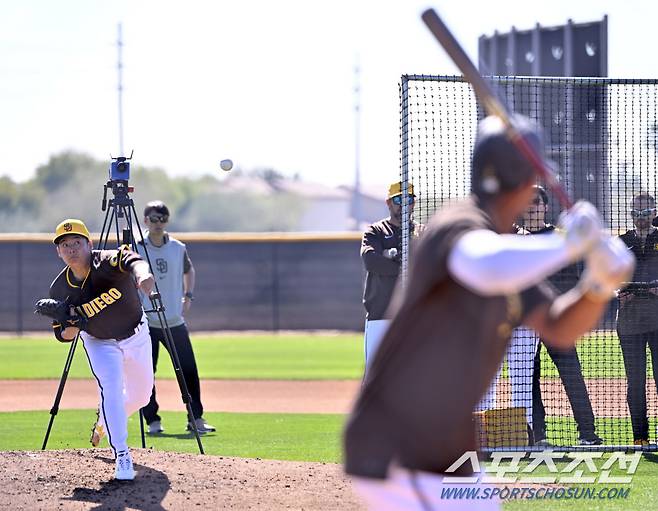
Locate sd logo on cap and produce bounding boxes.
[53,219,91,244]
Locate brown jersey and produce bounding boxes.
[361,218,402,320]
[361,219,419,320]
[344,196,554,478]
[49,246,146,340]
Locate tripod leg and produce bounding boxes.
[139,409,146,448]
[42,334,80,450]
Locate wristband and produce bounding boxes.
[184,292,194,301]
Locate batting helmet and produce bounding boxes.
[471,115,544,196]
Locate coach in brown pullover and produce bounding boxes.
[360,182,415,373]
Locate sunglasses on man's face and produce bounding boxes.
[148,215,169,223]
[391,195,415,206]
[630,208,656,219]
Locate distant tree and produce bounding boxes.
[34,151,103,192]
[0,151,307,233]
[0,177,17,211]
[257,168,285,184]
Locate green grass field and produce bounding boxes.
[2,332,657,510]
[499,332,654,379]
[1,331,652,381]
[501,456,658,511]
[541,416,658,447]
[0,333,364,380]
[0,410,344,462]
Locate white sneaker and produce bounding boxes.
[147,420,164,434]
[187,417,216,433]
[114,451,136,481]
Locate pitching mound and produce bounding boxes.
[0,449,365,510]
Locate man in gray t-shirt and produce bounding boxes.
[137,201,215,435]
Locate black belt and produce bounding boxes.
[114,320,143,341]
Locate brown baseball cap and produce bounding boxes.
[53,219,91,244]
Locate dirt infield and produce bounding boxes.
[2,377,647,417]
[487,378,657,418]
[0,379,361,414]
[0,449,364,510]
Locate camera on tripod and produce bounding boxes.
[105,151,134,204]
[110,151,133,182]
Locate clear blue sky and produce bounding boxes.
[0,0,653,188]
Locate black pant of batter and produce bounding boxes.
[141,324,203,424]
[618,330,658,441]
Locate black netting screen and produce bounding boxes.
[400,75,658,451]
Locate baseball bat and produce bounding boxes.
[421,8,573,209]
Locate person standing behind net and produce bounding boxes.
[137,201,216,435]
[360,182,416,376]
[616,192,658,446]
[523,185,602,446]
[344,115,635,511]
[480,185,602,446]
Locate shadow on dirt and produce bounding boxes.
[62,455,170,511]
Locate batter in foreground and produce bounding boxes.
[343,115,635,510]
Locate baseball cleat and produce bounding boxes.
[114,450,136,481]
[90,409,105,447]
[187,417,216,434]
[147,420,164,434]
[90,423,105,447]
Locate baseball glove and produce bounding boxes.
[34,298,88,331]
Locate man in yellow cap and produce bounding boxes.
[47,218,155,481]
[359,182,416,377]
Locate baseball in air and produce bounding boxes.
[220,159,233,171]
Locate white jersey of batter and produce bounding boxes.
[137,233,188,328]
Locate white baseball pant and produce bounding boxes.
[81,317,153,455]
[364,319,390,377]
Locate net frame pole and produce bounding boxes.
[400,75,411,285]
